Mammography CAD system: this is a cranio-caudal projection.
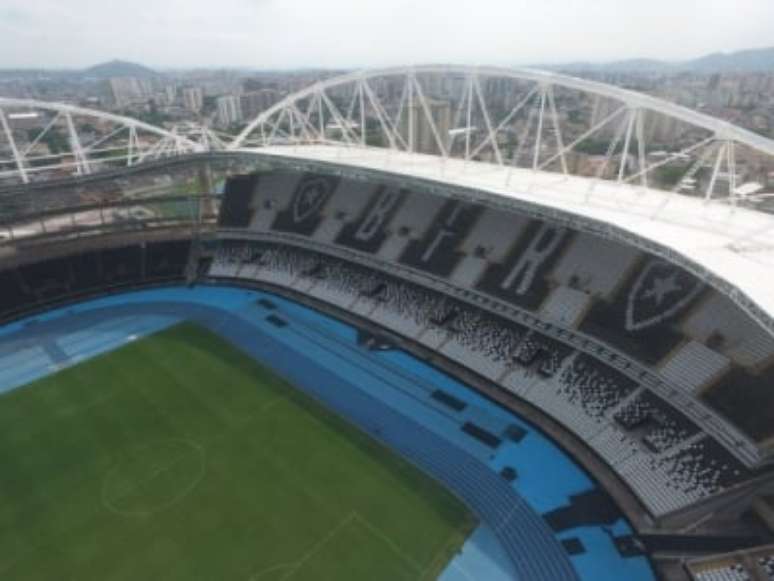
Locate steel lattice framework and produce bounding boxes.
[3,68,774,471]
[0,98,210,184]
[231,65,774,205]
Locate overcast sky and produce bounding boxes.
[1,0,773,70]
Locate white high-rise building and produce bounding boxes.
[164,85,177,106]
[240,90,280,120]
[399,99,452,155]
[182,87,204,113]
[109,77,151,108]
[216,95,243,127]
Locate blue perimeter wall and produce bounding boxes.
[0,285,656,581]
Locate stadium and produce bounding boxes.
[2,65,774,581]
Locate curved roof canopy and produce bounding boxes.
[0,97,204,184]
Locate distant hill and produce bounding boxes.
[689,47,774,72]
[553,46,774,74]
[83,60,159,78]
[557,58,668,74]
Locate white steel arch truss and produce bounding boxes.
[231,65,774,206]
[0,98,207,185]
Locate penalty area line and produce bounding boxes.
[247,512,356,581]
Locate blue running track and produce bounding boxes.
[0,285,655,581]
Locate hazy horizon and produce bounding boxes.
[2,43,774,73]
[1,0,774,70]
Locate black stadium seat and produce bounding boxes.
[0,241,192,322]
[146,240,190,279]
[476,219,573,311]
[581,259,707,364]
[102,246,143,285]
[0,269,36,316]
[400,200,483,277]
[20,257,73,300]
[205,237,755,517]
[69,252,103,292]
[219,174,258,228]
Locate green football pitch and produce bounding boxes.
[0,323,474,580]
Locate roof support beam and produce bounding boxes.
[532,85,547,170]
[546,85,568,175]
[0,107,29,183]
[64,112,91,176]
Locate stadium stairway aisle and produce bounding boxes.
[0,285,657,581]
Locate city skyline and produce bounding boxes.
[2,0,774,69]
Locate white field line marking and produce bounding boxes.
[221,397,285,436]
[419,531,468,581]
[260,397,284,414]
[101,439,206,517]
[111,452,191,501]
[55,390,118,418]
[352,512,423,573]
[248,563,297,581]
[276,512,357,581]
[253,510,445,581]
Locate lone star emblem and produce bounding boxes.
[292,176,334,224]
[642,272,681,306]
[625,260,703,332]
